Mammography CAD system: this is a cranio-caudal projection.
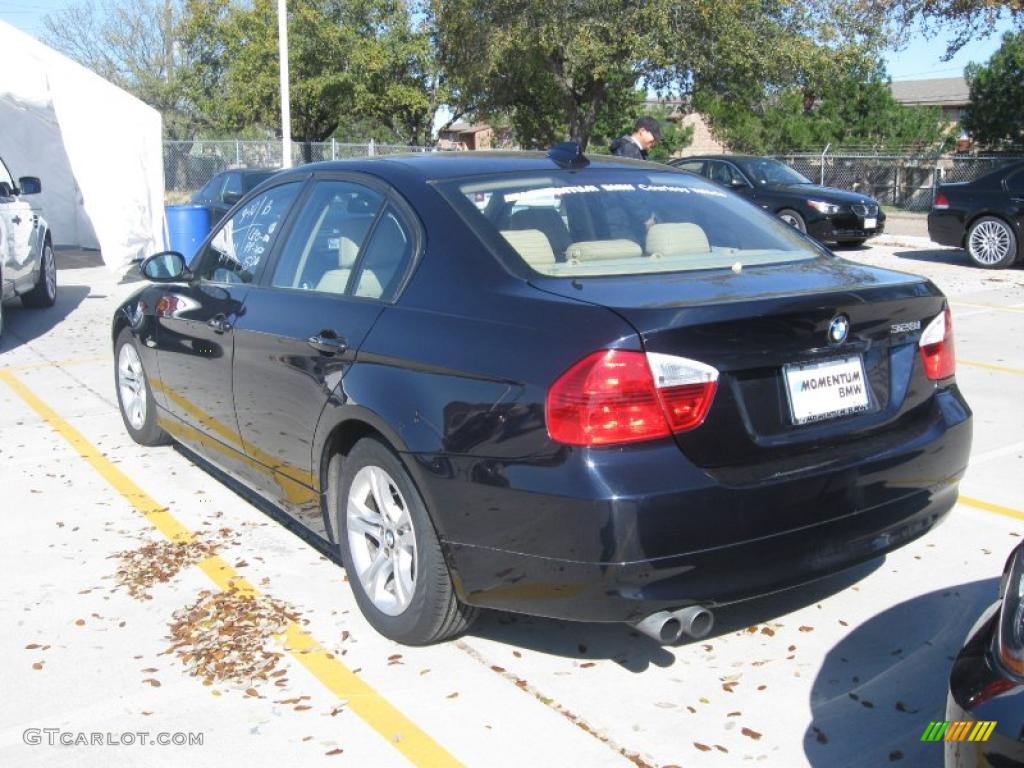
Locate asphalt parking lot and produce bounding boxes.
[2,236,1023,768]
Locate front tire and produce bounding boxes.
[22,241,57,308]
[966,216,1017,269]
[336,438,476,645]
[114,328,170,446]
[778,208,807,233]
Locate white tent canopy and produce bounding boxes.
[0,21,165,271]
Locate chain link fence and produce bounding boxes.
[772,151,1024,212]
[164,139,438,198]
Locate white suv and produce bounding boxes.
[0,154,55,338]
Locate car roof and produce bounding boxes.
[268,151,671,184]
[672,155,761,163]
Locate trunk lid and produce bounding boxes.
[530,258,948,475]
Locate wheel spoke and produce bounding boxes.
[365,548,393,599]
[392,550,412,606]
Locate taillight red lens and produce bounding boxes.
[919,308,955,380]
[933,192,950,209]
[546,350,718,446]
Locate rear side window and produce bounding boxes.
[439,170,821,277]
[351,208,413,301]
[271,181,384,294]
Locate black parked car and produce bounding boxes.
[928,161,1024,269]
[191,168,277,223]
[946,542,1024,768]
[113,147,971,646]
[671,155,886,246]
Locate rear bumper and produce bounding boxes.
[412,388,972,622]
[928,211,966,248]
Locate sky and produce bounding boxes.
[0,2,1015,84]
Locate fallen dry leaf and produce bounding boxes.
[164,588,299,688]
[799,626,815,633]
[742,727,762,740]
[694,743,711,752]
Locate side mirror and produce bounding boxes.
[18,177,42,195]
[729,177,750,189]
[141,251,190,282]
[0,181,13,198]
[222,191,242,205]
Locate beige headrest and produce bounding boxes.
[338,237,361,268]
[645,223,710,258]
[316,268,351,294]
[500,229,555,267]
[565,239,642,262]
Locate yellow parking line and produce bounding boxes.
[960,495,1024,523]
[957,359,1024,377]
[0,369,463,768]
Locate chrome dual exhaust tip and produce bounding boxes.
[632,605,714,644]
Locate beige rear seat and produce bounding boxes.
[645,222,710,258]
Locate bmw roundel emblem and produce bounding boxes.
[828,314,850,345]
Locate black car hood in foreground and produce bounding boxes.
[762,183,879,206]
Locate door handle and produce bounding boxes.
[207,314,233,333]
[11,215,20,225]
[307,330,348,355]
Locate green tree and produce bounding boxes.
[432,0,897,150]
[698,64,947,154]
[881,0,1024,58]
[961,31,1024,147]
[43,0,196,138]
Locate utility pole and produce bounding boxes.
[277,0,292,169]
[164,0,173,83]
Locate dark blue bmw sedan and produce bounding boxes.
[112,146,972,645]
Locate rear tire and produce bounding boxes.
[778,209,806,233]
[114,328,170,446]
[21,241,57,308]
[966,216,1017,269]
[336,438,477,645]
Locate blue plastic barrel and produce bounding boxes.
[164,205,212,259]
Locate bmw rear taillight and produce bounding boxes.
[545,350,718,446]
[933,191,950,210]
[919,308,956,380]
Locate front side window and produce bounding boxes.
[0,157,14,189]
[193,182,301,283]
[440,170,822,278]
[739,159,811,186]
[271,181,384,294]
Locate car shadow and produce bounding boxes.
[0,284,90,352]
[892,247,967,266]
[467,558,883,673]
[802,577,998,768]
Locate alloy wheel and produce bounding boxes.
[117,343,147,430]
[346,465,418,616]
[43,246,56,301]
[968,220,1012,265]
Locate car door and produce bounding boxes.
[1006,167,1024,236]
[0,157,36,288]
[151,180,303,457]
[231,176,418,533]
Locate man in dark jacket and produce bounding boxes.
[609,116,661,160]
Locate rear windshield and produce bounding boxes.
[437,170,823,277]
